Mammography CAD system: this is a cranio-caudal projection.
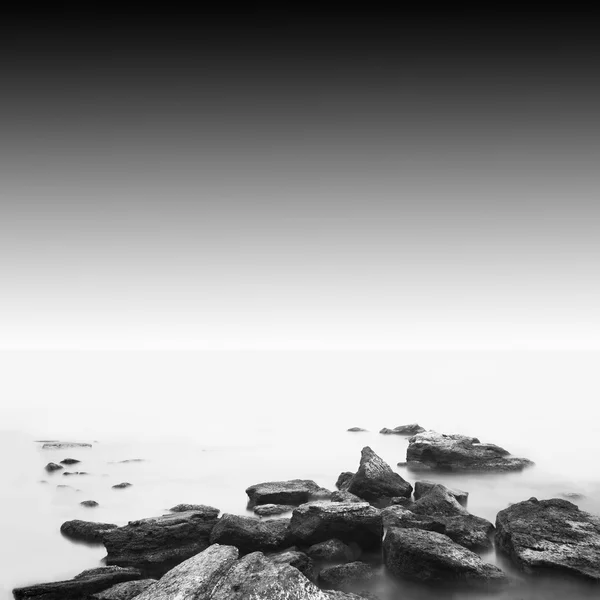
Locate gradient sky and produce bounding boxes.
[1,8,599,350]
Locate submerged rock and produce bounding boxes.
[103,508,219,576]
[209,514,291,554]
[289,502,382,550]
[12,566,142,600]
[383,527,507,585]
[414,480,468,506]
[41,442,92,449]
[307,538,355,563]
[60,519,118,543]
[80,500,99,508]
[347,427,367,432]
[254,503,295,517]
[169,503,220,517]
[89,579,157,600]
[380,424,425,435]
[246,479,331,506]
[44,462,63,472]
[112,482,132,489]
[406,431,533,472]
[495,497,600,581]
[318,562,376,591]
[60,458,81,465]
[346,446,412,502]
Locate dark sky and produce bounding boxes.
[1,7,599,349]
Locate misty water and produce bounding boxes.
[1,350,600,599]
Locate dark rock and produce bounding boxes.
[307,538,355,563]
[331,490,363,503]
[347,427,367,432]
[209,514,291,553]
[289,502,382,550]
[382,506,447,534]
[383,527,507,584]
[44,463,63,472]
[63,471,87,476]
[387,497,412,507]
[380,423,425,435]
[414,480,468,506]
[346,446,412,502]
[411,484,468,517]
[406,431,533,472]
[60,458,81,465]
[268,549,316,580]
[89,579,157,600]
[396,462,407,467]
[336,472,354,491]
[319,561,376,591]
[254,503,295,517]
[246,479,331,506]
[103,508,219,577]
[495,497,600,581]
[169,504,220,517]
[12,566,142,600]
[60,519,118,543]
[80,500,99,507]
[112,482,132,489]
[41,442,92,449]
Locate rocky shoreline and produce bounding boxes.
[14,430,599,599]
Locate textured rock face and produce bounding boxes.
[414,480,468,505]
[380,424,425,435]
[209,514,291,554]
[246,479,331,506]
[336,472,354,491]
[60,519,118,543]
[103,509,219,576]
[383,527,507,585]
[346,447,412,502]
[89,579,157,600]
[318,561,376,590]
[12,566,142,600]
[268,549,316,580]
[331,490,363,503]
[495,497,600,581]
[289,502,383,550]
[169,504,220,516]
[406,431,533,472]
[307,538,355,563]
[254,503,295,517]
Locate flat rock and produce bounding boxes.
[289,502,383,550]
[41,442,92,449]
[103,508,219,576]
[318,561,376,591]
[254,503,295,517]
[12,566,142,600]
[63,471,87,476]
[414,480,468,506]
[169,503,220,517]
[383,527,507,585]
[44,462,63,472]
[209,514,291,553]
[112,482,132,489]
[346,446,412,502]
[331,490,363,503]
[246,479,331,506]
[307,538,355,563]
[380,423,425,435]
[268,549,316,580]
[60,519,118,543]
[80,500,99,507]
[60,458,81,465]
[89,579,157,600]
[495,497,600,581]
[347,427,367,432]
[406,431,533,472]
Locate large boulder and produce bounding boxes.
[60,519,118,543]
[406,431,533,472]
[495,497,600,581]
[88,579,157,600]
[209,514,291,553]
[307,538,355,563]
[246,479,331,506]
[414,480,468,506]
[103,508,219,576]
[318,562,376,591]
[383,527,507,585]
[289,502,383,550]
[380,424,425,435]
[12,566,142,600]
[346,447,412,502]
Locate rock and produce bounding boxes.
[80,500,99,507]
[268,549,316,580]
[103,508,219,576]
[63,471,88,476]
[246,479,331,506]
[169,503,220,517]
[89,579,157,600]
[56,484,75,489]
[495,497,600,581]
[209,514,291,553]
[331,490,363,503]
[411,484,468,517]
[60,458,81,465]
[318,562,375,591]
[12,566,142,600]
[44,462,63,472]
[561,492,585,500]
[383,527,507,585]
[41,442,92,449]
[307,538,355,563]
[289,502,383,550]
[414,480,468,506]
[347,427,367,432]
[387,497,412,507]
[382,506,446,534]
[406,431,534,472]
[380,424,425,435]
[112,482,132,489]
[336,472,354,491]
[60,519,118,543]
[254,503,295,517]
[346,446,412,502]
[118,459,145,463]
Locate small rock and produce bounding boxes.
[60,519,118,543]
[60,458,81,465]
[306,538,355,563]
[42,442,92,449]
[380,423,425,435]
[45,462,63,472]
[347,427,367,432]
[81,500,99,507]
[254,503,295,517]
[112,482,132,489]
[319,561,375,591]
[169,504,220,517]
[63,471,88,476]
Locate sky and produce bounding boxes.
[1,7,600,350]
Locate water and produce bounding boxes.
[1,350,599,599]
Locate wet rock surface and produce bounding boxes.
[495,497,600,581]
[246,479,331,506]
[209,514,291,554]
[60,519,118,543]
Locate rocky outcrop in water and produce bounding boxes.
[169,504,219,516]
[44,462,63,473]
[246,479,331,506]
[414,480,468,505]
[406,431,533,472]
[347,427,367,432]
[112,482,132,489]
[209,514,291,554]
[380,424,425,435]
[88,579,157,600]
[60,520,118,543]
[495,497,600,581]
[60,458,81,465]
[80,500,99,507]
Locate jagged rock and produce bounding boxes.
[209,514,291,553]
[331,490,363,503]
[383,527,507,584]
[380,424,425,435]
[112,482,132,489]
[307,538,355,563]
[414,480,468,505]
[346,447,412,502]
[318,562,376,591]
[246,479,331,506]
[336,472,354,491]
[406,431,533,472]
[60,458,81,465]
[289,502,382,550]
[254,503,295,517]
[12,566,142,600]
[103,508,219,576]
[495,497,600,581]
[60,520,118,543]
[169,504,220,517]
[347,427,367,432]
[268,549,316,581]
[80,500,99,507]
[41,442,92,449]
[89,579,157,600]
